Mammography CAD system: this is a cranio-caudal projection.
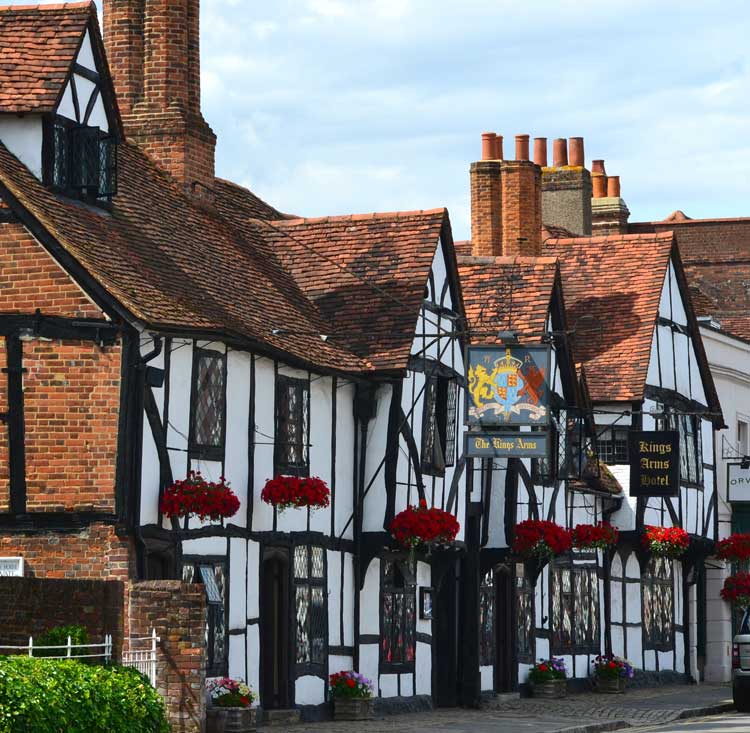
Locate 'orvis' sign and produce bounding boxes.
[628,431,680,497]
[465,431,549,459]
[728,463,750,503]
[466,345,550,427]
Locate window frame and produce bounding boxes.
[188,347,227,462]
[550,557,600,655]
[292,544,328,676]
[658,410,703,487]
[274,374,311,477]
[42,115,117,206]
[421,374,458,477]
[380,556,417,674]
[642,556,675,651]
[515,563,535,664]
[182,558,228,678]
[595,425,630,465]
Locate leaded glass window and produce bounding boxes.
[381,558,416,672]
[189,349,226,460]
[596,426,629,465]
[293,545,326,670]
[551,561,599,654]
[516,564,534,662]
[183,561,227,677]
[642,556,674,649]
[479,570,496,666]
[422,375,459,476]
[275,375,310,476]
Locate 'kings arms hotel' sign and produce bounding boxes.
[628,430,680,497]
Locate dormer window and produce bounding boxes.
[44,117,117,205]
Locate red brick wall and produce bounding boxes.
[23,339,122,513]
[0,524,134,580]
[470,161,503,257]
[501,160,542,256]
[0,223,102,318]
[0,576,124,648]
[129,580,206,733]
[0,338,7,513]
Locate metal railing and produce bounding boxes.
[122,629,160,687]
[0,628,160,687]
[0,635,113,661]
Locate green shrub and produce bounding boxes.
[0,657,169,733]
[35,625,89,658]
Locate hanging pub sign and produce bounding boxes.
[728,463,750,502]
[466,345,551,427]
[628,430,680,497]
[465,431,549,459]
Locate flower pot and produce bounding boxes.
[206,706,256,733]
[531,679,567,699]
[333,697,375,721]
[595,676,626,694]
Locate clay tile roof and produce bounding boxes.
[257,209,449,371]
[457,254,559,344]
[542,223,577,241]
[543,232,674,402]
[0,1,93,113]
[629,215,750,343]
[0,139,369,373]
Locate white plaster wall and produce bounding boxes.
[77,28,96,70]
[0,116,43,179]
[225,350,251,528]
[229,538,247,630]
[251,357,276,531]
[334,381,356,539]
[166,339,192,489]
[246,540,260,619]
[360,559,380,635]
[247,625,260,692]
[329,654,354,674]
[362,385,391,532]
[228,635,245,680]
[182,536,227,557]
[342,552,355,647]
[139,340,165,525]
[480,665,493,691]
[415,641,431,695]
[379,673,398,698]
[327,550,342,646]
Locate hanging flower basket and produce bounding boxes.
[390,499,460,550]
[642,525,689,558]
[572,522,619,551]
[160,472,240,521]
[512,519,572,560]
[716,534,750,565]
[721,572,750,608]
[261,475,330,512]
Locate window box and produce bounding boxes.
[206,706,256,732]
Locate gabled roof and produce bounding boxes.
[543,232,674,403]
[457,255,559,344]
[630,215,750,342]
[257,210,450,371]
[0,2,94,113]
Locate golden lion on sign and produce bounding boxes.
[468,363,502,408]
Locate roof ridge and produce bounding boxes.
[457,255,558,265]
[276,208,446,225]
[0,1,92,11]
[549,231,674,245]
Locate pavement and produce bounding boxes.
[285,684,734,733]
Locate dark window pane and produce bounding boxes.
[296,585,310,664]
[479,570,495,665]
[275,376,310,475]
[294,546,308,580]
[516,565,534,662]
[311,547,324,578]
[294,545,327,671]
[381,558,416,671]
[552,562,598,654]
[444,380,459,467]
[642,557,674,648]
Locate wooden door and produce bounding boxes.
[260,549,291,709]
[495,566,516,692]
[434,561,459,707]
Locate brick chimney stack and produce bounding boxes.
[539,136,592,236]
[103,0,217,196]
[470,132,542,258]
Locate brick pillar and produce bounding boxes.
[470,161,503,257]
[501,160,542,256]
[128,580,206,733]
[102,0,145,117]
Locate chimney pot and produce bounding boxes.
[533,137,548,167]
[569,137,584,167]
[591,159,606,175]
[481,132,497,161]
[552,138,568,167]
[515,134,530,161]
[592,174,608,198]
[496,135,504,160]
[607,175,621,198]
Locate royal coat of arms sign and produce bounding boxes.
[466,345,551,426]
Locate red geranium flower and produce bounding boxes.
[512,520,572,559]
[160,472,240,521]
[721,572,750,607]
[572,522,619,551]
[390,502,460,549]
[261,476,330,512]
[717,534,750,563]
[642,525,689,558]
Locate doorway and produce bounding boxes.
[434,560,459,707]
[260,548,291,710]
[495,565,516,692]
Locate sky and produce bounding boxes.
[14,0,750,239]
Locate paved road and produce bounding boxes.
[636,712,749,732]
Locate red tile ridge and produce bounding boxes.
[275,208,447,226]
[0,1,93,11]
[549,231,674,245]
[633,215,750,227]
[458,255,558,266]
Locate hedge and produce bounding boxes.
[35,625,89,658]
[0,657,169,733]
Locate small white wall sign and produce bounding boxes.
[728,464,750,502]
[0,557,23,577]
